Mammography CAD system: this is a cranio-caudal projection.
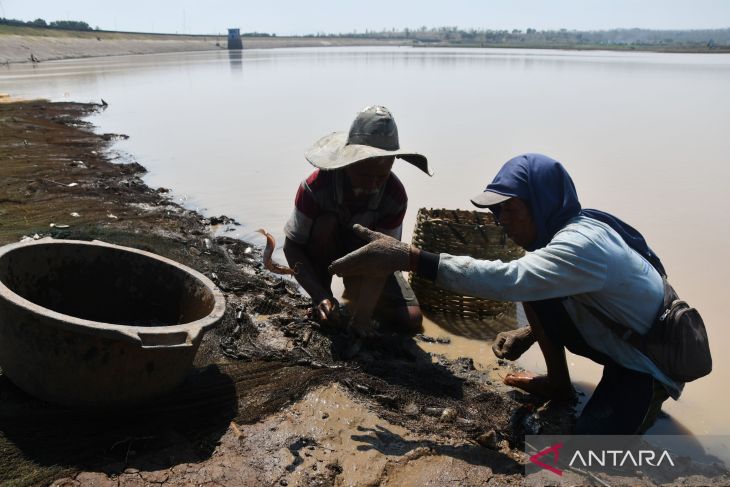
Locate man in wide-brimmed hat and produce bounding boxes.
[283,105,432,337]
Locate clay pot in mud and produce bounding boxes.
[0,238,225,407]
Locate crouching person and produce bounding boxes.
[283,106,432,337]
[330,153,711,434]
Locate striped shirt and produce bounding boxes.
[284,169,407,244]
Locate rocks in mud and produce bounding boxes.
[423,407,443,417]
[341,378,371,395]
[116,161,146,174]
[440,407,457,422]
[116,177,145,189]
[476,429,499,450]
[372,392,397,406]
[415,334,451,344]
[403,402,419,416]
[454,357,476,371]
[455,417,475,426]
[202,215,240,226]
[100,132,130,141]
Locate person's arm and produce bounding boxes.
[283,172,342,322]
[283,237,339,322]
[283,237,331,303]
[428,233,608,302]
[331,225,608,303]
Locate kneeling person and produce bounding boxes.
[283,106,432,336]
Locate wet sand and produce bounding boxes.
[1,100,727,486]
[0,99,533,487]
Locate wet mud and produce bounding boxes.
[1,100,726,486]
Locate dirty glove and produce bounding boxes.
[492,327,536,361]
[329,224,413,277]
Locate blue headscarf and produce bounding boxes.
[486,154,666,276]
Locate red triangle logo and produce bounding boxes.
[530,442,563,476]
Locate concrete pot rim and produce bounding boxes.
[0,237,226,346]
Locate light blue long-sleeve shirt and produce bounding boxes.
[434,215,682,399]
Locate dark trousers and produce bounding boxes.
[527,299,669,435]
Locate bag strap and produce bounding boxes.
[585,304,645,351]
[585,276,677,351]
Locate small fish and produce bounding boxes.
[256,229,298,275]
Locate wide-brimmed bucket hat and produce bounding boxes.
[305,106,432,176]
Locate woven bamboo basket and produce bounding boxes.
[410,208,524,318]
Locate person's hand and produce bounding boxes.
[492,327,536,360]
[329,224,412,277]
[310,297,340,324]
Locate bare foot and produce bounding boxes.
[503,372,573,400]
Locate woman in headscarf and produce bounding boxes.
[330,153,678,434]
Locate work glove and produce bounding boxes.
[329,224,412,277]
[492,327,536,360]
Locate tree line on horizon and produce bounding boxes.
[2,16,728,48]
[0,17,93,31]
[306,26,730,48]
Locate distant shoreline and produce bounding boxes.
[1,25,728,64]
[0,32,409,65]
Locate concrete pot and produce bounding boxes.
[0,238,225,408]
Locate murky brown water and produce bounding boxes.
[2,47,729,437]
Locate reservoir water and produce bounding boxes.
[2,46,729,439]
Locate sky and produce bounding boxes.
[1,0,729,35]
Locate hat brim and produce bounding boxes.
[305,132,432,176]
[470,190,512,208]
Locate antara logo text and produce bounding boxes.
[530,443,675,476]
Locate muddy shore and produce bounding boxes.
[1,100,727,486]
[0,99,549,486]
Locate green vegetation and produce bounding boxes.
[1,17,728,53]
[307,26,730,52]
[0,16,92,31]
